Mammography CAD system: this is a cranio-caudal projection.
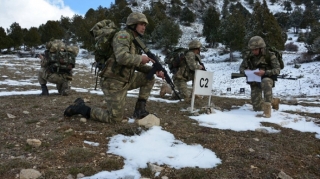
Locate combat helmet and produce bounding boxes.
[126,12,148,26]
[188,40,202,49]
[248,36,266,50]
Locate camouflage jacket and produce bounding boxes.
[101,29,152,82]
[173,51,202,81]
[239,49,280,77]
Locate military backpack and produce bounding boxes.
[266,46,284,69]
[90,19,119,67]
[164,47,189,74]
[42,39,78,73]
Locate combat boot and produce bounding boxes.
[40,84,49,96]
[271,98,280,110]
[262,102,271,118]
[133,99,149,119]
[64,98,91,118]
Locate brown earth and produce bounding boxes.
[0,56,320,179]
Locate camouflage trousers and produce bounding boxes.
[173,77,191,100]
[90,72,155,123]
[38,67,70,94]
[250,77,274,111]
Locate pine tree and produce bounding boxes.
[300,4,318,29]
[0,27,12,52]
[274,12,290,30]
[151,19,182,50]
[246,0,285,50]
[180,7,195,25]
[245,1,264,42]
[283,1,293,12]
[39,20,65,44]
[202,7,220,47]
[24,27,41,49]
[218,9,246,53]
[305,22,320,45]
[221,0,230,18]
[289,6,304,34]
[7,22,24,50]
[169,4,181,18]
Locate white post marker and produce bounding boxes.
[190,70,213,112]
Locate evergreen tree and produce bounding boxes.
[246,0,285,50]
[229,2,251,18]
[185,0,194,4]
[60,16,72,44]
[289,6,304,34]
[300,4,318,29]
[270,0,277,5]
[7,22,24,50]
[0,27,6,51]
[312,37,320,53]
[169,4,181,18]
[248,0,254,6]
[218,9,246,54]
[202,7,220,47]
[151,19,182,50]
[171,0,183,5]
[180,7,195,25]
[39,20,65,44]
[283,1,293,12]
[274,12,290,30]
[305,22,320,45]
[314,0,320,5]
[221,0,230,18]
[150,1,167,23]
[70,14,93,50]
[0,27,12,52]
[24,27,41,48]
[105,4,132,25]
[138,9,156,41]
[292,0,302,6]
[246,2,264,42]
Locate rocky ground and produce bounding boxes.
[0,56,320,179]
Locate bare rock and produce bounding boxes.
[278,171,293,179]
[148,163,164,173]
[20,169,41,179]
[255,128,269,134]
[137,114,160,128]
[26,139,41,148]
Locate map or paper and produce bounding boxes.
[244,69,261,82]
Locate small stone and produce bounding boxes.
[26,139,41,148]
[137,114,160,128]
[80,118,87,123]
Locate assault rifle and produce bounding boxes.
[199,61,206,71]
[133,37,181,101]
[91,62,105,90]
[231,73,297,80]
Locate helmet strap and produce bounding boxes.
[128,25,143,37]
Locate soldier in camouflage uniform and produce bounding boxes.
[38,39,74,96]
[172,40,204,101]
[239,36,280,113]
[64,12,164,123]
